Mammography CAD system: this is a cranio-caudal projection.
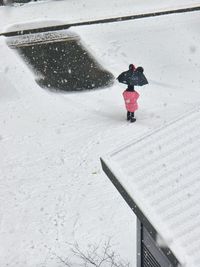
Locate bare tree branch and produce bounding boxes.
[56,254,71,267]
[56,238,130,267]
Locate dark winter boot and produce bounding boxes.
[127,111,131,121]
[130,117,136,123]
[130,112,136,123]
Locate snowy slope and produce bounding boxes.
[0,3,200,267]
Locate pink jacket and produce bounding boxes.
[123,90,139,112]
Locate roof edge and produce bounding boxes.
[100,157,180,266]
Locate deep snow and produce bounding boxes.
[0,1,200,266]
[1,0,200,33]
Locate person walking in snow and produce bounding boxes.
[123,84,139,123]
[118,63,148,122]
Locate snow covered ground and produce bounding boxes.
[1,0,200,33]
[0,1,200,267]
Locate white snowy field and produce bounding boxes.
[1,0,200,33]
[0,2,200,267]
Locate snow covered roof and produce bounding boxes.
[6,29,79,47]
[101,108,200,267]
